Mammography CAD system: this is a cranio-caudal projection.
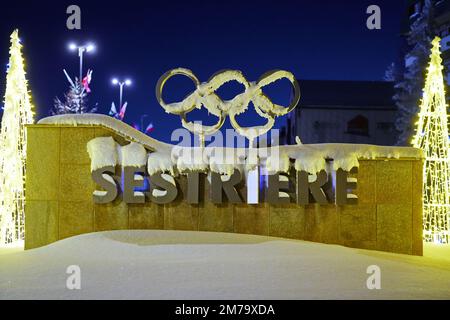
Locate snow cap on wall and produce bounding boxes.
[172,146,209,174]
[148,152,174,176]
[119,142,147,168]
[39,114,423,175]
[87,137,118,171]
[86,138,424,176]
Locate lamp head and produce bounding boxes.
[86,43,95,53]
[68,43,77,51]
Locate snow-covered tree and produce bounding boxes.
[412,37,450,244]
[383,62,400,82]
[394,0,433,146]
[52,70,96,115]
[0,30,35,246]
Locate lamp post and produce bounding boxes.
[68,42,95,83]
[112,78,132,109]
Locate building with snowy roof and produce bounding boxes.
[282,80,397,146]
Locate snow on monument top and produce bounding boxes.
[38,114,423,175]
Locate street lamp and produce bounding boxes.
[112,78,132,109]
[68,42,96,83]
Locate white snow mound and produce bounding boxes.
[0,230,449,300]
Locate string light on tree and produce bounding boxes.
[412,37,450,244]
[0,30,35,246]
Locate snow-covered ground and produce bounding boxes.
[0,230,449,300]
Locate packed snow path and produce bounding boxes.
[0,230,449,300]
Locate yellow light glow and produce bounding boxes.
[412,37,450,244]
[0,30,35,246]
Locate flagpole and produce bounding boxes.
[112,78,132,113]
[78,47,84,85]
[141,114,148,133]
[119,83,124,110]
[68,43,95,113]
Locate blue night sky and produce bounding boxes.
[0,0,407,143]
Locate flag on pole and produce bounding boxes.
[145,123,154,133]
[82,69,92,93]
[119,102,128,120]
[109,102,118,118]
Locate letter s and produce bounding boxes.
[92,166,118,204]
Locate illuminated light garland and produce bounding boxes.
[0,30,35,246]
[412,37,450,244]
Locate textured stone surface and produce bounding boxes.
[377,204,413,254]
[59,201,94,239]
[60,164,94,202]
[376,160,412,205]
[94,127,112,138]
[356,161,376,204]
[412,160,424,255]
[94,199,129,231]
[60,128,94,165]
[304,204,339,244]
[199,202,234,233]
[26,127,60,201]
[269,205,305,239]
[24,200,58,249]
[129,203,164,230]
[233,204,269,236]
[339,204,376,242]
[164,202,199,231]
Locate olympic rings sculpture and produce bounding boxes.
[156,68,300,143]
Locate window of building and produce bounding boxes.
[346,115,369,136]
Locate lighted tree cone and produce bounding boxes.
[0,30,35,246]
[412,37,450,244]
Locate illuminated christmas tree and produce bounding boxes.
[0,30,35,246]
[412,37,450,244]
